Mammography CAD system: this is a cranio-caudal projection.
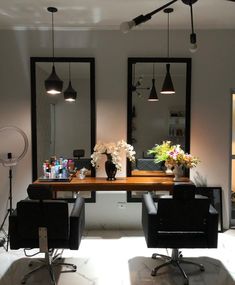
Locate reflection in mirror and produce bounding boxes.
[31,57,96,181]
[127,57,191,177]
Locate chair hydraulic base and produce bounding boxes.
[151,249,205,285]
[21,249,77,285]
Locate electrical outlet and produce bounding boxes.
[117,202,127,209]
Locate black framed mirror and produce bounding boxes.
[31,57,96,190]
[127,57,191,178]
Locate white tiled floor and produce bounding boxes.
[0,229,235,285]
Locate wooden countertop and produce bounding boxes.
[34,176,191,192]
[131,170,174,177]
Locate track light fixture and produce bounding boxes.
[120,0,178,33]
[120,0,198,52]
[64,63,77,102]
[161,8,175,95]
[148,64,159,101]
[45,7,63,95]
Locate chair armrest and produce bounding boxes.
[209,204,218,215]
[69,197,85,249]
[207,205,219,247]
[70,196,85,218]
[142,193,158,247]
[143,193,158,215]
[9,209,20,249]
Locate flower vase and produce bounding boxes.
[165,162,173,174]
[173,165,184,181]
[105,154,117,181]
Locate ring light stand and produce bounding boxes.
[0,126,28,251]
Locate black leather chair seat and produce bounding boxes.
[142,184,218,285]
[9,184,85,285]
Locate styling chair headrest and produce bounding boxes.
[173,183,196,200]
[27,184,53,200]
[73,149,85,159]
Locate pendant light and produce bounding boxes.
[45,7,63,95]
[148,64,159,101]
[64,63,77,102]
[161,8,175,95]
[188,1,197,52]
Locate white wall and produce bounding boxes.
[0,29,234,229]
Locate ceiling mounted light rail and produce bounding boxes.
[45,7,63,95]
[120,0,198,52]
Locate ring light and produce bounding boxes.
[0,125,28,251]
[0,126,28,167]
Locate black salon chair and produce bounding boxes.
[73,149,91,170]
[142,184,218,285]
[9,184,85,285]
[73,149,85,159]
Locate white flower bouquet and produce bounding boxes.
[91,140,136,171]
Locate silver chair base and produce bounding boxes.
[21,249,77,285]
[151,249,205,285]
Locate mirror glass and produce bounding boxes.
[127,57,191,177]
[31,57,96,181]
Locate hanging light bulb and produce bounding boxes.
[64,63,77,102]
[45,7,63,95]
[161,8,175,95]
[181,0,198,52]
[189,2,197,53]
[190,33,197,53]
[148,64,159,101]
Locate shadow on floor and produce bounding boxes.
[128,256,235,285]
[0,256,85,285]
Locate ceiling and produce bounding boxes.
[0,0,235,31]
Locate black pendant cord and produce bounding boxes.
[69,62,71,82]
[164,7,173,60]
[51,11,55,65]
[153,64,155,79]
[190,2,194,34]
[167,11,170,60]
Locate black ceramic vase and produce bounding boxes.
[105,154,117,181]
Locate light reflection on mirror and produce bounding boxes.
[127,58,191,177]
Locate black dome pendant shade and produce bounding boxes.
[148,64,159,101]
[45,65,63,95]
[161,63,175,94]
[64,62,77,102]
[45,7,63,95]
[64,81,77,102]
[148,79,159,101]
